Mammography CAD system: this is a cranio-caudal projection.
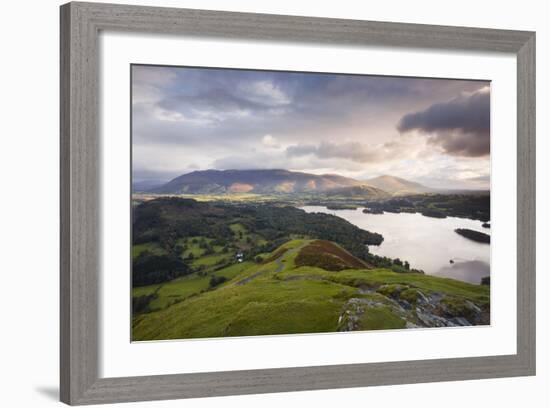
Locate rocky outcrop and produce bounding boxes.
[337,284,489,331]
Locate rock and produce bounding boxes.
[450,317,472,326]
[465,300,481,314]
[416,290,431,305]
[398,300,413,310]
[338,289,487,331]
[416,309,459,327]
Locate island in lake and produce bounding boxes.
[455,228,491,244]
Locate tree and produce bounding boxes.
[393,258,403,266]
[209,276,227,288]
[132,252,190,286]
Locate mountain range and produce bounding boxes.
[140,169,439,197]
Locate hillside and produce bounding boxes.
[324,184,388,198]
[150,169,380,195]
[363,175,433,195]
[131,197,383,287]
[132,238,490,340]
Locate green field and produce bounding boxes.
[132,242,166,259]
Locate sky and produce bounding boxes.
[132,65,490,189]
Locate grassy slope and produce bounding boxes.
[132,239,489,341]
[283,267,489,303]
[132,261,254,311]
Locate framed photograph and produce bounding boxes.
[60,2,535,405]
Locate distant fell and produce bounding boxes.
[151,169,382,195]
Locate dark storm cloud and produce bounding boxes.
[397,89,490,157]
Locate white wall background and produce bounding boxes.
[0,0,546,407]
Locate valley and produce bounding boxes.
[133,234,490,341]
[131,183,491,340]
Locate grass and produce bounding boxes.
[132,283,161,298]
[213,261,255,281]
[132,261,255,312]
[132,238,490,341]
[192,253,230,267]
[133,275,350,340]
[357,305,407,330]
[132,274,211,310]
[132,242,166,259]
[279,266,489,304]
[178,236,225,259]
[229,223,247,235]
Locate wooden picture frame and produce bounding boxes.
[60,2,535,405]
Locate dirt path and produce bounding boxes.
[274,245,304,273]
[237,243,306,285]
[236,271,263,285]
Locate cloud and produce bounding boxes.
[285,144,318,157]
[287,141,381,162]
[286,140,418,164]
[261,134,281,148]
[467,174,490,183]
[239,80,291,106]
[157,88,259,124]
[397,88,490,157]
[317,142,381,162]
[212,153,284,170]
[131,65,490,187]
[132,65,178,86]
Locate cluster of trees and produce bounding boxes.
[132,293,157,314]
[133,251,191,286]
[365,194,490,222]
[209,276,228,288]
[178,238,221,260]
[365,253,424,274]
[133,198,235,246]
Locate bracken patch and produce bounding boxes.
[295,240,371,271]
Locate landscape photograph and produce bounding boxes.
[131,64,491,341]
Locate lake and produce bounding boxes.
[300,206,490,284]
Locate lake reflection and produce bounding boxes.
[300,206,490,284]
